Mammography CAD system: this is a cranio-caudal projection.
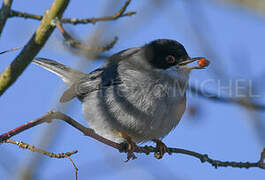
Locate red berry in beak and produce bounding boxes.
[197,58,210,68]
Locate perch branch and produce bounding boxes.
[0,111,264,169]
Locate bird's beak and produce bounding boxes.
[178,57,209,70]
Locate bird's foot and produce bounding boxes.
[152,139,168,159]
[118,131,140,162]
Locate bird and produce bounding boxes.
[32,39,209,160]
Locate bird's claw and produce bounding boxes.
[117,131,140,162]
[125,140,139,162]
[152,139,168,159]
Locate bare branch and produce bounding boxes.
[189,86,265,111]
[0,0,13,37]
[8,0,136,25]
[8,10,43,20]
[4,139,79,179]
[55,21,118,52]
[214,0,265,15]
[0,0,70,96]
[3,139,77,158]
[259,149,265,168]
[1,111,264,169]
[0,46,24,55]
[65,155,78,180]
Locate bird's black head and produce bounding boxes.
[144,39,190,69]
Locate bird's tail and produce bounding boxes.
[32,58,85,85]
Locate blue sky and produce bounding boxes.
[0,0,265,179]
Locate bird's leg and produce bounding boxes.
[152,139,168,159]
[117,131,140,162]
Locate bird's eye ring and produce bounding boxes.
[166,55,175,64]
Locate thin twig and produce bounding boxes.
[3,139,78,158]
[0,111,264,169]
[66,155,78,180]
[4,139,78,179]
[0,46,24,55]
[8,0,136,25]
[54,21,118,52]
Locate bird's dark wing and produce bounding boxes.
[60,47,141,103]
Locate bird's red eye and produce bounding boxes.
[166,55,175,64]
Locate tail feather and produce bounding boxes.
[32,58,85,85]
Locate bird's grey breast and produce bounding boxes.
[114,63,188,141]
